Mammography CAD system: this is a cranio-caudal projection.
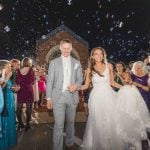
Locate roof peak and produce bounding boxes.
[36,24,89,47]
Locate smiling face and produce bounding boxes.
[5,63,12,75]
[60,42,72,58]
[116,63,124,73]
[13,62,20,70]
[134,63,143,75]
[92,49,104,63]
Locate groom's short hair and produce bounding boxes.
[60,39,72,45]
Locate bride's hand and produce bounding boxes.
[79,85,84,91]
[80,85,88,90]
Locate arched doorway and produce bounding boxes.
[36,25,89,69]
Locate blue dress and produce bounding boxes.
[0,79,16,150]
[0,86,4,138]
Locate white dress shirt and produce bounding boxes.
[61,55,71,92]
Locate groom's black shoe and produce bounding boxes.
[66,145,73,150]
[142,140,149,150]
[147,131,150,140]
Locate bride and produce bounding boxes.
[80,47,123,150]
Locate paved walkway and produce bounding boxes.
[11,123,85,150]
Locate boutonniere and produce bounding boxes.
[74,63,79,70]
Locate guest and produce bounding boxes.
[129,61,135,71]
[0,60,16,150]
[10,59,20,84]
[0,65,5,139]
[0,84,4,139]
[32,66,39,109]
[38,66,46,107]
[144,55,150,73]
[15,57,35,131]
[114,62,126,91]
[10,59,20,114]
[131,61,150,111]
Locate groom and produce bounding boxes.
[46,39,83,150]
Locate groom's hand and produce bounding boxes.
[68,84,78,93]
[47,99,53,110]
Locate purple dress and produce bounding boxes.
[131,74,150,111]
[15,68,35,104]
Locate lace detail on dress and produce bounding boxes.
[83,66,123,150]
[83,69,150,150]
[116,85,150,150]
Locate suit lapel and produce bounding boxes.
[58,57,64,84]
[71,57,74,82]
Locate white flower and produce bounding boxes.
[74,63,79,70]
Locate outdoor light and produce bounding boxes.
[0,4,3,11]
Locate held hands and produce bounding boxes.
[80,85,88,91]
[67,84,78,93]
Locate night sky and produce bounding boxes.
[0,0,150,64]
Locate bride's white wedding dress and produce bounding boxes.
[82,66,150,150]
[83,66,123,150]
[116,85,150,150]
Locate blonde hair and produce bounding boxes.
[131,61,148,75]
[0,60,10,70]
[10,59,20,64]
[21,57,32,68]
[60,39,72,45]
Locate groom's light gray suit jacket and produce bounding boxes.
[46,56,83,104]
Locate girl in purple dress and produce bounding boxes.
[131,61,150,111]
[15,57,35,131]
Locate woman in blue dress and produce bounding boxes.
[0,80,4,139]
[0,60,16,150]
